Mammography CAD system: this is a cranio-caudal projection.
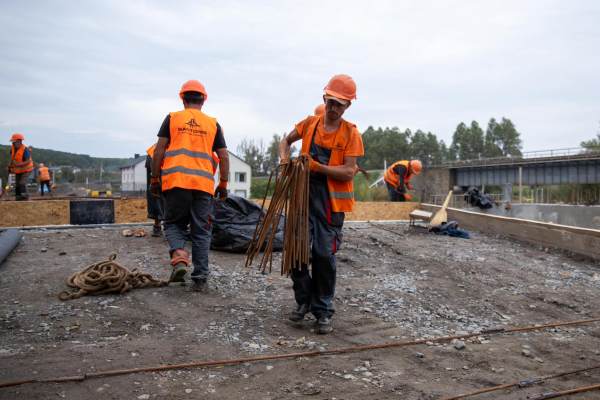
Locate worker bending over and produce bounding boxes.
[37,163,51,196]
[384,160,422,202]
[279,74,364,334]
[150,80,230,292]
[8,134,33,201]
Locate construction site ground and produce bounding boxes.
[1,223,599,399]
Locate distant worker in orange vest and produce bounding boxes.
[384,160,422,202]
[8,134,33,201]
[279,74,364,334]
[150,80,230,292]
[37,163,52,196]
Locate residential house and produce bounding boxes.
[120,154,147,192]
[216,152,251,198]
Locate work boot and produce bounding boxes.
[151,225,162,237]
[193,277,208,292]
[289,303,310,321]
[315,317,333,334]
[170,262,187,282]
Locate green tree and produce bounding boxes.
[581,123,600,152]
[236,137,265,175]
[360,126,411,169]
[410,130,445,165]
[263,133,282,174]
[450,121,484,161]
[483,117,522,158]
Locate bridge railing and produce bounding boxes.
[442,147,600,167]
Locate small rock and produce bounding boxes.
[463,366,469,370]
[522,350,531,357]
[137,395,150,400]
[454,341,466,350]
[185,389,192,394]
[296,337,306,345]
[416,352,425,358]
[41,248,47,252]
[59,251,67,256]
[579,355,586,360]
[343,374,356,380]
[266,366,273,370]
[534,357,544,363]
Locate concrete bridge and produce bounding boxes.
[372,148,600,197]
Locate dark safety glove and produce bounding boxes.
[149,177,161,199]
[214,180,228,202]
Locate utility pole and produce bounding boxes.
[100,159,104,182]
[519,166,522,203]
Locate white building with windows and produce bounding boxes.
[120,154,147,192]
[216,152,252,198]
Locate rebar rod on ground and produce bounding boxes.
[527,384,600,399]
[0,318,597,389]
[439,364,600,400]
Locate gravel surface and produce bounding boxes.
[1,222,599,399]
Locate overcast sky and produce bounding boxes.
[1,1,598,159]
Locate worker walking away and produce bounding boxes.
[279,74,364,334]
[8,134,33,201]
[37,163,51,196]
[145,144,164,237]
[150,80,229,292]
[384,160,422,202]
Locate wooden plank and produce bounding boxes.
[421,204,600,259]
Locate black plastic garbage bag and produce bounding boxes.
[211,194,284,253]
[463,187,494,209]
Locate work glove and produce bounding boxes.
[214,180,228,202]
[406,184,414,190]
[403,193,412,202]
[149,177,161,199]
[307,155,320,172]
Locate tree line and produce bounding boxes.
[236,117,525,174]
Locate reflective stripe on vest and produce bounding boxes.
[11,145,34,174]
[300,115,357,213]
[384,160,412,187]
[161,109,218,193]
[39,167,50,181]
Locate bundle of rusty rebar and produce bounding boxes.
[246,155,311,276]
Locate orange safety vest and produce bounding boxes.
[39,167,50,181]
[384,160,413,187]
[11,145,34,174]
[300,115,356,213]
[148,141,220,175]
[161,109,219,193]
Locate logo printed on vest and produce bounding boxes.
[178,118,207,136]
[333,142,344,151]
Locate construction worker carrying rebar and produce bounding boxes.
[37,163,51,196]
[279,74,364,334]
[7,134,33,201]
[149,80,230,292]
[384,160,422,202]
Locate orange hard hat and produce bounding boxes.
[324,74,357,101]
[179,80,208,101]
[404,193,412,202]
[410,160,422,175]
[314,104,326,116]
[10,133,25,142]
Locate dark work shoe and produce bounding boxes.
[315,317,333,334]
[169,262,187,282]
[151,225,162,237]
[193,278,208,292]
[289,303,311,321]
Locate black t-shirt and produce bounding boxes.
[157,114,227,151]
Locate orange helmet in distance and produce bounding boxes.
[324,74,357,101]
[10,133,25,142]
[410,160,422,175]
[179,80,208,101]
[314,104,326,116]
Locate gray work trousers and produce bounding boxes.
[163,188,213,280]
[15,173,29,201]
[291,179,343,319]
